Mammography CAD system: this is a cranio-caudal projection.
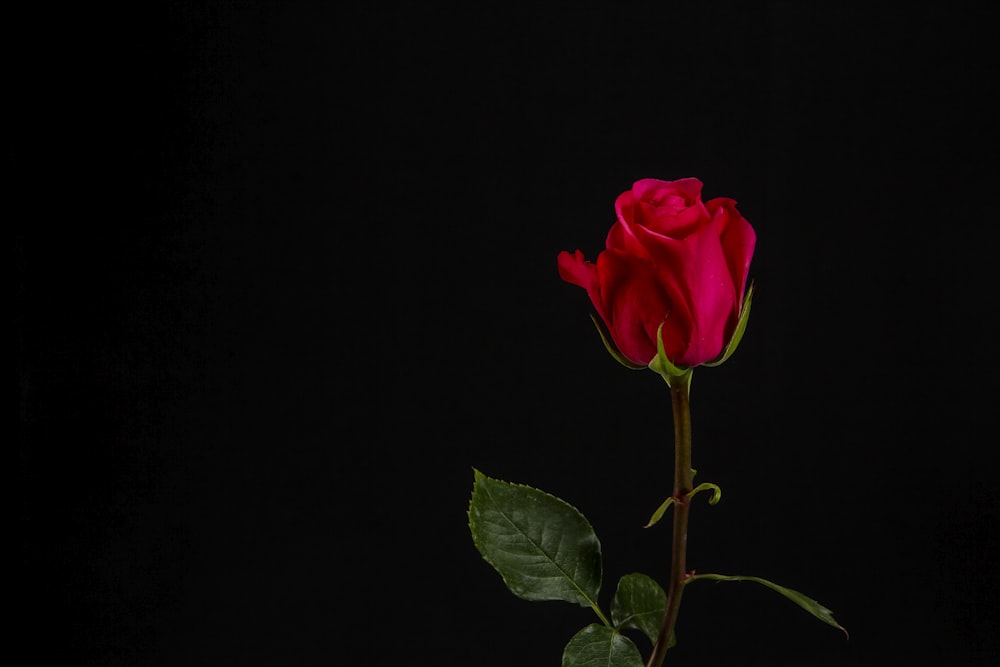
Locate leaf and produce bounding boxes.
[469,469,602,608]
[610,573,666,646]
[686,573,848,637]
[561,624,644,667]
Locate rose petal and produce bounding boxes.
[606,218,651,258]
[632,221,736,366]
[631,177,703,204]
[648,264,697,366]
[707,197,756,301]
[644,198,709,238]
[613,189,637,235]
[686,218,739,365]
[557,249,595,290]
[595,250,671,365]
[558,249,613,337]
[627,178,709,237]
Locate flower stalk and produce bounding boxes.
[646,370,694,667]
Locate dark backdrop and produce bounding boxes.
[16,3,999,666]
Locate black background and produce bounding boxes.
[16,3,1000,665]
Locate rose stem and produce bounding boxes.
[646,370,694,667]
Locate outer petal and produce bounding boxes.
[706,197,756,302]
[685,220,739,365]
[594,249,674,365]
[614,187,637,223]
[557,249,596,290]
[648,262,697,366]
[606,217,651,258]
[558,249,611,329]
[632,221,736,366]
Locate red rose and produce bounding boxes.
[558,178,755,368]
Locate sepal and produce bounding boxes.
[648,322,692,385]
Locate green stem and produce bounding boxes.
[591,602,612,628]
[646,370,694,667]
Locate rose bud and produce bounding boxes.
[558,178,755,372]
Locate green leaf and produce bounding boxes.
[561,625,644,667]
[686,573,848,637]
[704,282,753,367]
[610,573,666,646]
[589,313,646,370]
[469,469,602,608]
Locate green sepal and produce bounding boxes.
[468,469,603,609]
[686,573,848,637]
[561,624,644,667]
[704,282,754,367]
[648,322,691,383]
[610,573,667,646]
[589,313,646,370]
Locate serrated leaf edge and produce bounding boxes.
[469,469,604,613]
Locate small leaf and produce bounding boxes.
[589,313,646,370]
[687,573,848,637]
[704,283,753,367]
[469,470,602,608]
[611,573,666,646]
[561,624,644,667]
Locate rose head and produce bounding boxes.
[558,177,755,368]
